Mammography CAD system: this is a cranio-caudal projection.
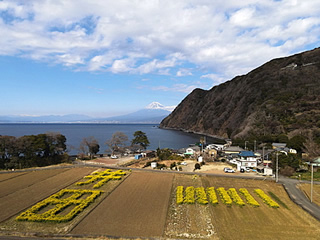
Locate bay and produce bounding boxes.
[0,123,204,155]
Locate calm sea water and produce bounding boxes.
[0,123,205,155]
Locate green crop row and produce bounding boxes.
[16,189,102,223]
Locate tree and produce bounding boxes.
[131,131,150,150]
[79,136,100,159]
[106,132,128,155]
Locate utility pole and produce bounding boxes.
[254,140,256,152]
[245,141,248,150]
[311,164,314,202]
[276,152,279,183]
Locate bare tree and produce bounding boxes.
[303,131,320,161]
[105,132,128,155]
[79,136,100,159]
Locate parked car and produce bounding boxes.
[111,155,118,159]
[181,161,188,166]
[224,167,235,173]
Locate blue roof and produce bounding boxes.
[239,151,256,157]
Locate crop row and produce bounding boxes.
[176,186,280,208]
[16,189,102,222]
[76,169,126,188]
[239,188,260,207]
[254,189,280,208]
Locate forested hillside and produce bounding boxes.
[160,48,320,142]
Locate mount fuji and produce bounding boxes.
[91,102,176,123]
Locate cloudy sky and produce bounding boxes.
[0,0,319,117]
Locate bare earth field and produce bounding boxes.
[0,167,320,240]
[71,171,174,238]
[0,167,96,223]
[298,183,320,206]
[202,176,320,240]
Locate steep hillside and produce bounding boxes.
[160,48,320,139]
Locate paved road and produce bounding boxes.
[279,176,320,221]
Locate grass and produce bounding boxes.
[268,191,289,209]
[292,171,320,181]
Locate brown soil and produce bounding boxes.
[0,168,69,198]
[202,176,320,240]
[0,167,96,223]
[71,171,174,238]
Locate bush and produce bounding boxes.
[280,166,295,177]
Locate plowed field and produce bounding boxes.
[0,167,95,222]
[71,171,174,238]
[201,176,320,240]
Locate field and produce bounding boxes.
[71,171,173,238]
[0,167,320,239]
[298,183,320,206]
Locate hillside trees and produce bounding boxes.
[0,133,68,169]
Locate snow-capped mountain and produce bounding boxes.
[92,102,174,123]
[145,102,176,112]
[0,102,176,124]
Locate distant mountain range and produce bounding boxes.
[0,102,175,124]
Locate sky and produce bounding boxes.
[0,0,319,118]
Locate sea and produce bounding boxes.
[0,123,211,155]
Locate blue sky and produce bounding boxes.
[0,0,319,117]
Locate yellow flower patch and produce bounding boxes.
[16,189,102,222]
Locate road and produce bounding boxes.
[279,176,320,221]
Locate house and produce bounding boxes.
[224,146,245,155]
[272,143,287,149]
[236,151,258,170]
[206,143,226,151]
[306,157,320,172]
[184,146,200,156]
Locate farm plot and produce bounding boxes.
[202,176,320,240]
[0,168,69,198]
[0,168,129,235]
[165,174,218,239]
[71,171,173,238]
[0,167,96,223]
[0,171,27,182]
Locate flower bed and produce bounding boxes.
[176,186,184,204]
[239,188,260,207]
[227,188,245,206]
[16,189,102,222]
[76,169,126,188]
[254,189,279,208]
[207,187,218,205]
[217,187,232,206]
[195,187,208,205]
[184,186,195,204]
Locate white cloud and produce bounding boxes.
[0,0,319,81]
